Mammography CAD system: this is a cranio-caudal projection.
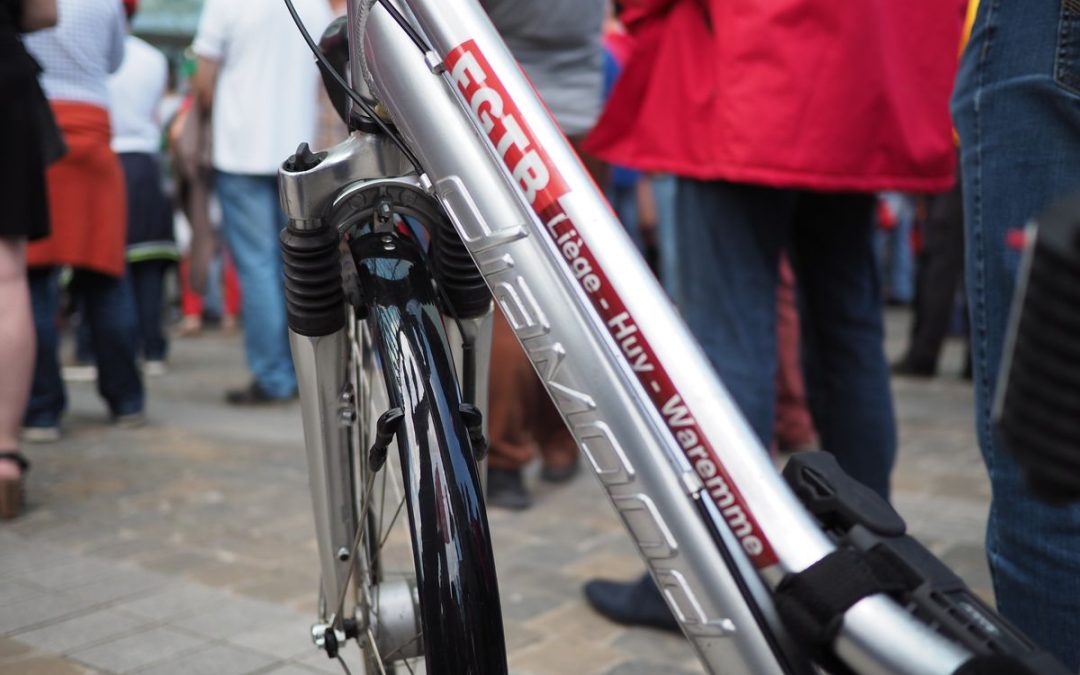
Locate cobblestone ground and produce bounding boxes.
[0,309,988,675]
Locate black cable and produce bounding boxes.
[282,0,423,172]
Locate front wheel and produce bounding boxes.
[349,229,507,675]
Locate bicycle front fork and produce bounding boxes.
[279,213,357,635]
[277,134,494,643]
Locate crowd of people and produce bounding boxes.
[1,0,1078,671]
[0,0,340,515]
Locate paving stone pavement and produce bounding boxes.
[0,309,989,674]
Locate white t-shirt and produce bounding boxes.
[108,36,169,155]
[193,0,333,175]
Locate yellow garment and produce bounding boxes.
[953,0,980,144]
[962,0,980,54]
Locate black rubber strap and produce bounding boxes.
[775,547,912,653]
[0,452,30,472]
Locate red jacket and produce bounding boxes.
[585,0,967,193]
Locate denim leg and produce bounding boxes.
[24,268,64,428]
[890,200,916,304]
[74,297,95,365]
[131,261,169,361]
[652,175,679,300]
[607,183,642,251]
[673,178,793,446]
[876,193,916,304]
[952,0,1080,667]
[75,270,144,417]
[790,193,895,500]
[889,210,915,302]
[215,172,296,398]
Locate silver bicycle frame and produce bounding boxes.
[282,1,977,672]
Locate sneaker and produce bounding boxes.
[225,382,297,406]
[114,412,146,429]
[21,426,61,444]
[486,468,532,510]
[143,360,168,377]
[584,574,680,632]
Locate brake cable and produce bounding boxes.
[282,0,424,173]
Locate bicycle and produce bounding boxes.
[278,1,1071,673]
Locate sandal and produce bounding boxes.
[0,451,30,519]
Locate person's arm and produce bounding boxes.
[18,0,57,32]
[192,57,220,113]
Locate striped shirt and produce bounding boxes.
[23,0,126,109]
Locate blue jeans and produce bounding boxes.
[26,268,144,427]
[76,260,171,363]
[215,172,296,398]
[952,0,1080,668]
[874,192,916,304]
[652,175,679,299]
[674,179,895,498]
[607,182,643,251]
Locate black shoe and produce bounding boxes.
[584,574,680,633]
[891,357,936,378]
[540,458,579,484]
[486,468,531,510]
[225,382,297,406]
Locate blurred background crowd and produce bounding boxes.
[1,0,1078,672]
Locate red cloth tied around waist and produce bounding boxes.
[27,102,127,277]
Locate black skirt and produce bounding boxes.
[0,28,50,242]
[120,152,177,261]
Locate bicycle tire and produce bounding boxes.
[351,229,507,674]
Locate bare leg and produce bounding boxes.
[0,237,35,480]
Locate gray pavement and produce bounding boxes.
[0,309,989,674]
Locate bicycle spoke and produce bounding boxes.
[381,631,423,665]
[332,469,378,623]
[366,626,390,675]
[377,458,390,555]
[378,496,407,550]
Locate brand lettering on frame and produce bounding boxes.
[446,39,780,570]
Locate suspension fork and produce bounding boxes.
[278,133,409,630]
[280,160,353,635]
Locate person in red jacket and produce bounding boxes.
[583,0,966,629]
